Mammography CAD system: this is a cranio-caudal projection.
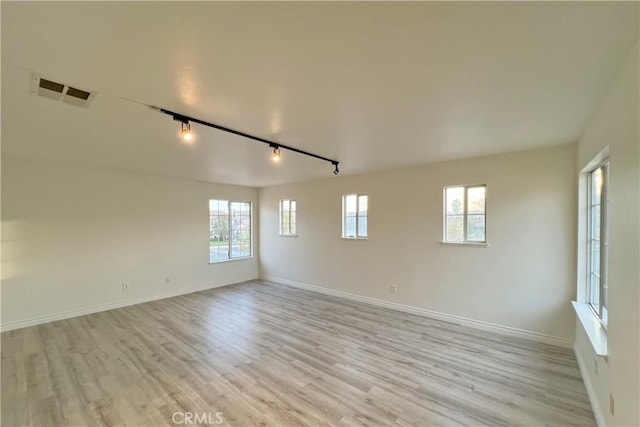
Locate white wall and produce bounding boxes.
[574,43,639,427]
[259,144,577,342]
[1,156,259,330]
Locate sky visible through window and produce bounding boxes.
[445,186,485,242]
[209,199,251,262]
[344,194,368,238]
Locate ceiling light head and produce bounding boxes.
[180,121,192,142]
[333,162,339,175]
[271,145,281,162]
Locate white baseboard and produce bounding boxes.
[574,343,607,427]
[260,275,573,349]
[0,276,257,332]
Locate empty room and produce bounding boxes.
[1,2,638,426]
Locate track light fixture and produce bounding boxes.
[180,120,192,142]
[271,145,281,162]
[153,106,339,175]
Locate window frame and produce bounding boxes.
[279,199,297,237]
[442,184,487,244]
[209,199,253,264]
[586,160,609,328]
[342,194,368,239]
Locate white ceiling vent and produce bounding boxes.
[30,74,96,108]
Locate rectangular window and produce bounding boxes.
[342,194,368,238]
[209,199,252,263]
[443,185,486,243]
[587,161,609,327]
[279,199,297,236]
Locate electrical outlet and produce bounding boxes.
[165,277,170,284]
[594,359,598,377]
[121,283,129,292]
[390,285,397,294]
[609,394,614,415]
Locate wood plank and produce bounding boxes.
[1,280,595,426]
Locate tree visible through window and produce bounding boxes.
[280,200,297,236]
[444,185,486,243]
[209,199,251,262]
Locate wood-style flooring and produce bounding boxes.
[1,280,595,426]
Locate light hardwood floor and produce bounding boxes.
[2,280,595,426]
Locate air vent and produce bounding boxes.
[34,77,64,101]
[31,74,96,108]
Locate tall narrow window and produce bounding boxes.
[587,162,609,327]
[443,185,486,243]
[343,194,368,238]
[279,199,297,236]
[209,199,252,263]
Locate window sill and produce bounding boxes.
[209,256,253,265]
[342,237,368,240]
[439,241,489,247]
[572,301,608,357]
[279,234,298,238]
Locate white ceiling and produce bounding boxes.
[2,2,638,187]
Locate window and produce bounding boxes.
[342,194,368,238]
[279,200,297,236]
[443,185,486,243]
[587,161,609,327]
[209,199,252,263]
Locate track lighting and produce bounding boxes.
[271,145,281,162]
[158,107,339,175]
[180,121,192,142]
